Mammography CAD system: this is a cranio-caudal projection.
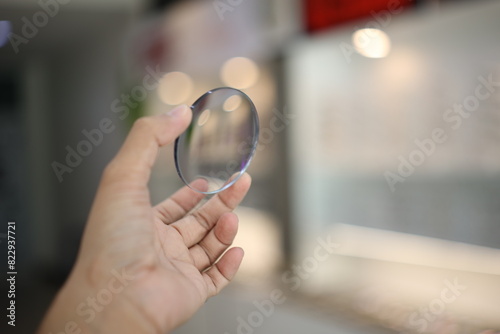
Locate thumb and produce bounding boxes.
[103,104,191,186]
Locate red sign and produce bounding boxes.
[304,0,415,32]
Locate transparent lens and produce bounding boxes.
[174,87,259,194]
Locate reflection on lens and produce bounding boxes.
[223,95,242,112]
[198,109,211,126]
[174,87,259,194]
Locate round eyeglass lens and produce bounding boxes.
[174,87,259,194]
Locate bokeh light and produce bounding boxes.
[157,71,193,105]
[220,57,260,89]
[352,28,391,58]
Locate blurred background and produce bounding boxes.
[1,0,500,333]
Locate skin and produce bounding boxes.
[38,105,251,333]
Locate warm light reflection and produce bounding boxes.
[352,28,391,58]
[223,95,242,112]
[328,223,500,274]
[197,109,211,126]
[220,57,259,89]
[232,207,282,279]
[303,223,500,329]
[157,71,193,105]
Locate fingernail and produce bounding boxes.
[167,104,188,117]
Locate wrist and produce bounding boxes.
[37,275,93,334]
[38,268,158,334]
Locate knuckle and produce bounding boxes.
[192,211,211,231]
[218,193,234,211]
[156,205,175,224]
[200,243,215,263]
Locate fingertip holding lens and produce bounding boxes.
[174,88,259,194]
[188,178,210,193]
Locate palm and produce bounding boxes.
[121,176,250,332]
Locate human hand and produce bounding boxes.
[38,105,251,333]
